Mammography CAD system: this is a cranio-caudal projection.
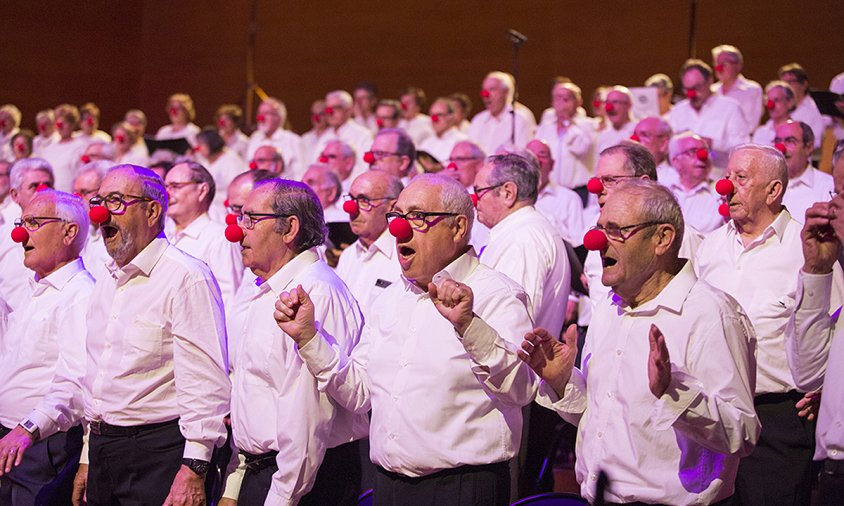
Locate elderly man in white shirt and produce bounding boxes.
[776,120,833,222]
[155,93,201,145]
[443,140,491,250]
[249,145,285,176]
[695,144,844,505]
[419,97,468,163]
[72,164,231,506]
[668,59,750,173]
[521,180,759,505]
[711,44,763,134]
[398,87,435,146]
[367,128,417,184]
[666,132,724,233]
[318,140,358,193]
[302,100,331,163]
[595,86,637,162]
[1,159,55,311]
[314,90,374,173]
[779,63,825,149]
[276,173,537,505]
[535,81,594,190]
[752,80,797,146]
[527,139,585,247]
[633,117,675,186]
[0,190,94,505]
[0,104,22,161]
[246,97,304,179]
[222,179,366,505]
[40,104,89,192]
[336,170,403,319]
[164,160,244,311]
[785,147,844,505]
[33,109,60,157]
[468,71,536,153]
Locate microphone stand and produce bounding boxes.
[507,29,528,144]
[241,0,269,131]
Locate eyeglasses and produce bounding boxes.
[15,216,68,232]
[473,183,504,201]
[591,221,663,243]
[772,136,804,146]
[89,192,152,215]
[237,212,289,230]
[164,181,201,191]
[343,194,394,212]
[369,150,402,161]
[385,210,458,231]
[675,147,708,159]
[594,175,639,188]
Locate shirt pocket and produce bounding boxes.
[120,321,164,374]
[21,313,58,363]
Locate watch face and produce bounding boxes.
[183,459,210,475]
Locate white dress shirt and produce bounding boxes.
[468,106,536,154]
[0,259,93,438]
[0,295,10,351]
[751,118,777,146]
[418,127,468,163]
[535,184,586,246]
[712,74,764,134]
[354,114,378,134]
[155,123,201,145]
[229,249,366,504]
[169,213,244,312]
[668,178,726,233]
[399,114,435,146]
[791,96,825,149]
[657,160,679,187]
[40,137,88,192]
[0,216,32,311]
[535,120,594,189]
[116,142,151,167]
[300,128,332,165]
[695,210,844,395]
[225,130,250,160]
[33,132,60,157]
[198,149,246,220]
[0,128,20,161]
[482,206,571,337]
[246,128,304,179]
[82,235,230,462]
[538,262,760,504]
[335,229,402,321]
[784,165,834,224]
[667,95,750,171]
[786,270,844,460]
[297,249,537,477]
[595,121,636,169]
[80,226,112,284]
[312,121,374,177]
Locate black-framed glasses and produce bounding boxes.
[591,221,663,242]
[237,212,289,230]
[15,216,68,232]
[473,183,504,201]
[343,194,394,212]
[89,192,152,215]
[164,180,201,191]
[386,210,458,231]
[369,150,402,160]
[594,175,639,188]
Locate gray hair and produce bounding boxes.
[327,140,356,159]
[485,153,539,204]
[36,109,55,124]
[86,140,117,160]
[614,179,685,256]
[326,90,353,109]
[452,140,486,160]
[485,71,516,103]
[33,190,90,254]
[124,109,148,127]
[377,128,416,167]
[111,164,169,232]
[10,158,54,191]
[711,44,743,65]
[0,105,22,128]
[600,142,658,180]
[410,173,474,235]
[833,141,844,167]
[263,97,288,124]
[74,160,113,186]
[792,120,815,147]
[645,73,674,93]
[764,80,795,101]
[323,168,342,205]
[668,132,706,159]
[730,144,788,197]
[254,178,327,253]
[171,160,216,210]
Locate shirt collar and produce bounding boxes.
[612,260,695,316]
[727,208,792,247]
[175,213,212,241]
[107,234,169,284]
[789,165,816,189]
[30,257,86,295]
[356,228,395,259]
[263,248,320,296]
[669,178,715,195]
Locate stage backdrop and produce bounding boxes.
[2,1,842,137]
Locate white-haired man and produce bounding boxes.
[247,97,303,178]
[468,71,537,153]
[0,104,22,161]
[419,97,468,163]
[314,90,374,173]
[633,117,675,185]
[711,44,764,134]
[535,81,594,190]
[666,132,723,233]
[595,86,636,160]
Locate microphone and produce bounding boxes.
[507,29,528,46]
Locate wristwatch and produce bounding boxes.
[19,418,39,439]
[181,458,210,476]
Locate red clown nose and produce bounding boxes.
[775,143,787,155]
[630,134,640,142]
[256,114,265,123]
[388,217,413,240]
[604,102,615,113]
[319,155,329,164]
[766,100,776,110]
[170,107,180,116]
[400,103,408,111]
[11,226,29,243]
[447,162,458,171]
[36,183,50,192]
[586,177,604,194]
[592,99,602,109]
[249,161,258,170]
[583,229,608,251]
[324,107,334,115]
[85,116,95,126]
[715,64,725,73]
[363,151,376,164]
[55,121,65,129]
[431,114,440,123]
[225,214,238,226]
[81,155,91,164]
[686,89,698,99]
[16,144,26,153]
[225,225,244,243]
[89,205,110,224]
[376,118,384,128]
[718,203,731,217]
[480,90,491,99]
[342,200,359,216]
[224,198,230,208]
[115,134,126,143]
[471,193,479,207]
[217,118,227,127]
[696,148,709,161]
[312,114,321,123]
[715,178,735,196]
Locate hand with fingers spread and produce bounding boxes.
[795,390,822,421]
[428,279,475,336]
[0,425,36,475]
[518,324,578,397]
[648,324,671,398]
[801,202,841,274]
[274,284,317,347]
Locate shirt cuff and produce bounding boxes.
[650,368,703,430]
[797,270,834,311]
[24,409,57,440]
[183,439,214,461]
[298,327,339,375]
[458,316,497,363]
[535,375,587,416]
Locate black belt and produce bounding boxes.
[88,418,179,437]
[240,450,279,473]
[376,460,509,482]
[824,459,844,476]
[754,390,804,405]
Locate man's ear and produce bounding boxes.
[652,223,677,256]
[282,215,301,247]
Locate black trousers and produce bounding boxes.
[735,391,815,505]
[87,420,184,506]
[238,440,361,505]
[817,459,844,506]
[0,424,82,506]
[373,461,510,506]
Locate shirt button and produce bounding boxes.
[833,450,839,456]
[597,431,603,438]
[390,433,397,440]
[392,395,398,402]
[111,314,117,320]
[606,392,613,398]
[808,290,815,297]
[400,360,408,367]
[591,473,597,481]
[616,349,622,356]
